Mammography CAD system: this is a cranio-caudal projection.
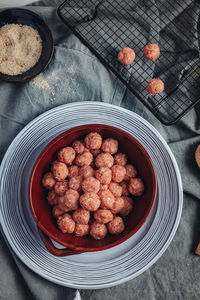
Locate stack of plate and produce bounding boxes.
[0,102,182,289]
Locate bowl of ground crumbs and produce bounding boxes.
[0,8,54,83]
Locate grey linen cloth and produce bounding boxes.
[0,1,200,299]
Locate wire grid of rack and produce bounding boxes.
[58,0,200,125]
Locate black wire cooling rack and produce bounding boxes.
[58,0,200,125]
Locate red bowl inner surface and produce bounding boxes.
[29,124,157,252]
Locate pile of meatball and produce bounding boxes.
[117,44,164,95]
[42,132,145,240]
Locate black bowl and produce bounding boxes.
[0,8,54,83]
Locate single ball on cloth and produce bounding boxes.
[58,147,76,165]
[118,47,135,65]
[94,209,113,224]
[57,213,75,234]
[90,221,107,240]
[147,78,164,95]
[42,172,56,189]
[107,216,125,234]
[51,161,68,181]
[72,208,90,224]
[143,43,160,61]
[75,224,90,237]
[80,192,101,211]
[128,178,144,196]
[84,132,102,150]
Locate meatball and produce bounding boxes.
[75,151,93,167]
[107,216,125,234]
[69,176,82,192]
[42,172,56,189]
[124,164,137,181]
[80,192,101,211]
[90,221,107,240]
[143,43,160,61]
[99,190,115,210]
[72,140,85,154]
[111,165,126,183]
[72,208,90,224]
[51,161,68,181]
[54,180,68,195]
[82,176,100,193]
[100,184,108,191]
[94,209,113,224]
[120,196,133,216]
[128,178,144,196]
[58,147,76,165]
[47,190,57,205]
[108,182,122,197]
[95,153,114,168]
[101,138,118,154]
[118,47,135,65]
[95,167,112,185]
[114,153,127,166]
[57,213,75,234]
[111,197,125,214]
[84,132,102,150]
[147,78,164,95]
[52,205,65,219]
[79,165,94,179]
[90,149,101,157]
[68,165,79,178]
[75,224,90,237]
[58,189,79,211]
[120,181,129,196]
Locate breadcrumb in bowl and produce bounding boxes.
[0,8,54,83]
[29,124,157,256]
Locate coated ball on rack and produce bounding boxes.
[143,43,160,61]
[57,213,75,234]
[147,78,164,95]
[118,47,135,65]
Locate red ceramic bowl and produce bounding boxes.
[29,124,157,256]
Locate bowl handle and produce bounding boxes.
[38,227,82,257]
